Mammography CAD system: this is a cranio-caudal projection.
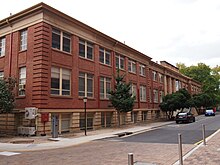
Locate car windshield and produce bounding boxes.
[206,110,214,113]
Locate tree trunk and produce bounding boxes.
[117,111,120,127]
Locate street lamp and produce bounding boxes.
[83,96,87,136]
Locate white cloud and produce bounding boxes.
[1,0,220,68]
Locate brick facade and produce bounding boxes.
[0,3,201,135]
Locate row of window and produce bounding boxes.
[0,67,164,103]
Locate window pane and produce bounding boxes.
[100,78,104,98]
[87,78,93,97]
[99,48,104,63]
[87,45,93,59]
[115,56,119,68]
[79,76,85,96]
[63,37,70,53]
[51,78,59,89]
[79,41,85,57]
[120,57,124,69]
[52,32,60,50]
[105,52,111,65]
[20,30,27,51]
[0,38,5,56]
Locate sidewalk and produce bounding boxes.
[0,121,173,152]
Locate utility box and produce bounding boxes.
[51,115,59,138]
[25,107,38,119]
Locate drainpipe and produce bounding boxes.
[6,19,13,77]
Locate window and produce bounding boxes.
[19,67,26,96]
[100,77,111,99]
[152,71,157,81]
[140,85,146,101]
[139,64,146,76]
[142,111,148,121]
[52,28,71,53]
[0,71,4,80]
[160,91,164,103]
[149,88,152,103]
[153,89,158,103]
[51,67,71,96]
[20,29,27,51]
[0,37,5,56]
[175,80,180,91]
[79,72,94,97]
[79,39,93,60]
[115,54,125,69]
[99,47,111,65]
[159,73,164,83]
[128,59,136,73]
[130,84,137,100]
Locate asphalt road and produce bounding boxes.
[104,112,220,144]
[1,113,220,165]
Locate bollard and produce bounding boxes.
[178,133,183,165]
[202,124,206,145]
[128,153,134,165]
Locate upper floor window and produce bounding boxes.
[79,39,93,60]
[0,71,4,80]
[115,54,124,69]
[99,47,111,65]
[19,67,26,96]
[128,59,136,73]
[79,72,94,97]
[20,30,27,51]
[152,71,157,81]
[0,37,6,57]
[52,28,71,53]
[140,85,146,102]
[159,73,164,83]
[100,77,111,99]
[160,91,164,103]
[51,67,71,96]
[130,84,137,100]
[153,89,158,103]
[139,64,146,76]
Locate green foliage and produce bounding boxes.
[0,78,16,113]
[109,69,136,113]
[192,93,213,109]
[159,89,192,119]
[109,69,135,125]
[177,63,220,107]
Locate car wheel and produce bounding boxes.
[176,121,179,124]
[193,117,195,122]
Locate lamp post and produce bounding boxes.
[83,96,87,136]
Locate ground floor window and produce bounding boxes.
[101,112,113,128]
[61,113,71,133]
[142,111,147,121]
[79,112,94,130]
[131,112,138,123]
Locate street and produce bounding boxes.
[1,113,220,165]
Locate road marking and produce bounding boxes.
[0,151,21,156]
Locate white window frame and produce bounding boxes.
[153,71,157,81]
[139,64,146,76]
[0,71,4,80]
[51,67,71,96]
[0,37,6,57]
[128,59,136,73]
[130,84,137,100]
[153,89,158,103]
[20,30,27,51]
[115,54,125,69]
[79,72,94,97]
[99,47,111,65]
[159,73,163,83]
[52,28,71,53]
[100,77,111,99]
[19,67,26,96]
[140,85,146,102]
[79,39,93,60]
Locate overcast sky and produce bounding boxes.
[1,0,220,68]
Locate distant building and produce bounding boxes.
[0,3,201,135]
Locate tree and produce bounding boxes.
[177,63,220,107]
[109,69,136,126]
[159,89,192,119]
[192,93,213,113]
[0,77,16,114]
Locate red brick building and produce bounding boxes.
[0,3,201,135]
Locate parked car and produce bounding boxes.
[205,109,215,116]
[176,112,195,124]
